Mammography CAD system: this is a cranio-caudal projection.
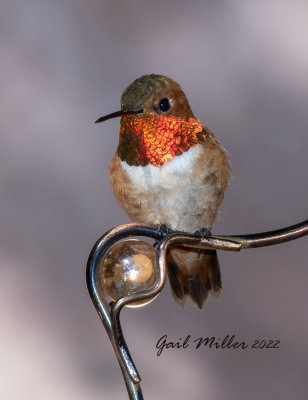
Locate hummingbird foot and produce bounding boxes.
[157,223,173,237]
[194,228,212,257]
[195,227,212,238]
[153,224,173,249]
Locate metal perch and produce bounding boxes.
[86,219,308,400]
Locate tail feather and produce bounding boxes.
[167,246,222,309]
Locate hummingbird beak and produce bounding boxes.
[95,109,143,123]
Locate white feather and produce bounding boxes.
[120,146,206,231]
[121,145,201,189]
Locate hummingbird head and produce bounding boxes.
[96,74,207,166]
[95,74,195,122]
[120,74,195,120]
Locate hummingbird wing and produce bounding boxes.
[166,246,222,309]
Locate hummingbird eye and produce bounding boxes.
[158,97,171,112]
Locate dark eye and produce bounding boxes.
[158,97,171,112]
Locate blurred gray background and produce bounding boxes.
[1,0,307,399]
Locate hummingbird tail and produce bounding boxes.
[166,246,222,309]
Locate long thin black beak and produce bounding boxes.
[95,109,143,123]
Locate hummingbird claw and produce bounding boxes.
[194,228,212,257]
[158,224,173,237]
[195,227,211,238]
[153,224,173,249]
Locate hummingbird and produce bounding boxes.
[96,74,231,309]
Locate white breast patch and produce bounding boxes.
[121,145,202,189]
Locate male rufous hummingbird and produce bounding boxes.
[96,74,230,309]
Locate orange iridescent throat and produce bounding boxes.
[117,114,207,167]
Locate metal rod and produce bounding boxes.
[212,219,308,248]
[86,223,165,398]
[86,219,307,400]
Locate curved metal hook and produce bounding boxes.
[110,242,168,379]
[86,219,307,400]
[86,223,164,399]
